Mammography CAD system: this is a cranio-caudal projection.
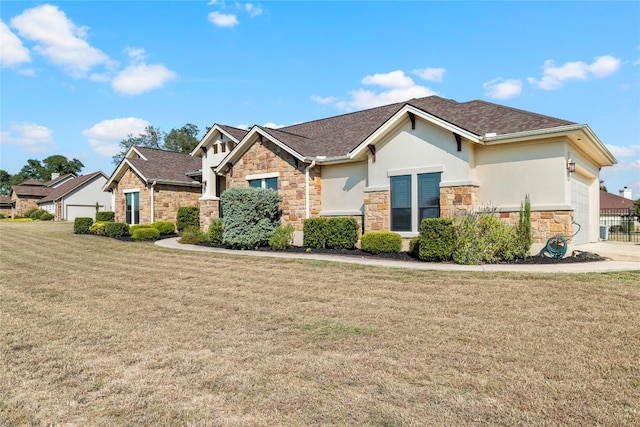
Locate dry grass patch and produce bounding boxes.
[1,221,639,426]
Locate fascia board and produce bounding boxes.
[152,179,201,187]
[126,146,147,160]
[349,105,479,159]
[103,159,149,191]
[190,124,241,157]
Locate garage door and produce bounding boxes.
[571,176,590,245]
[66,205,97,222]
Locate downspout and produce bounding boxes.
[150,181,156,223]
[304,160,316,219]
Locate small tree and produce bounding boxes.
[516,194,533,258]
[221,187,281,249]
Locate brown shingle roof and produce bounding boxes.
[0,196,12,206]
[600,191,634,210]
[20,178,46,186]
[45,173,76,187]
[128,147,201,184]
[219,125,249,142]
[255,96,576,157]
[39,172,106,203]
[11,184,51,197]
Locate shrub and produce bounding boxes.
[23,208,40,219]
[303,217,359,250]
[408,236,420,258]
[179,225,207,244]
[95,211,115,222]
[152,221,175,235]
[40,212,54,221]
[105,222,130,238]
[360,231,402,254]
[73,217,94,234]
[0,213,5,219]
[132,227,160,241]
[221,187,281,249]
[129,224,153,234]
[269,224,295,251]
[89,221,109,235]
[208,218,224,246]
[516,195,532,258]
[452,212,520,265]
[176,207,200,233]
[418,218,455,262]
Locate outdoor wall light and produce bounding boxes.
[567,159,576,173]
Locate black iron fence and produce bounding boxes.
[599,208,639,242]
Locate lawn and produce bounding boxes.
[1,221,638,426]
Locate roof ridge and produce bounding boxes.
[259,125,312,140]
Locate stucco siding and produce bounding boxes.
[320,161,366,214]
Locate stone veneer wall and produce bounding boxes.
[199,199,220,231]
[11,195,40,217]
[226,139,321,231]
[363,190,389,232]
[501,210,574,244]
[113,169,201,224]
[440,186,479,218]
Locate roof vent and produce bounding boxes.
[484,132,497,137]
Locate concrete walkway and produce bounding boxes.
[155,238,640,273]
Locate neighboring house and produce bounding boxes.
[599,189,637,232]
[38,172,111,221]
[192,96,616,246]
[0,196,12,217]
[103,146,202,225]
[9,173,111,220]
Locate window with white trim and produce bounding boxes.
[390,172,441,232]
[125,191,140,225]
[248,177,278,190]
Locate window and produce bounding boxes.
[125,191,139,225]
[390,172,441,232]
[391,175,411,231]
[213,144,218,154]
[248,177,278,190]
[418,173,440,223]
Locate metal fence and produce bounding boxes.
[599,208,639,242]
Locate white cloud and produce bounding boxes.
[0,20,31,67]
[125,46,146,63]
[483,78,522,100]
[209,11,239,27]
[236,124,250,130]
[263,122,285,129]
[82,117,150,156]
[322,70,438,111]
[310,95,338,105]
[412,67,446,82]
[606,144,639,158]
[0,122,53,153]
[245,3,263,17]
[529,55,621,90]
[10,4,113,77]
[112,63,177,95]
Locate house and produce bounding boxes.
[0,196,12,217]
[599,188,637,235]
[192,96,616,246]
[38,172,111,221]
[9,173,110,220]
[103,146,202,225]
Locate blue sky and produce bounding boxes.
[1,1,639,197]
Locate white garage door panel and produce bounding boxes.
[571,176,590,245]
[66,205,97,222]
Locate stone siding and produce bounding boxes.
[226,139,321,231]
[199,198,220,231]
[363,190,390,232]
[501,210,574,243]
[11,195,40,217]
[440,186,479,218]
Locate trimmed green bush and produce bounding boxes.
[95,211,115,222]
[208,218,224,246]
[408,236,420,258]
[129,224,153,234]
[89,221,109,235]
[179,225,207,244]
[176,206,200,233]
[269,224,295,251]
[360,231,402,254]
[40,212,54,221]
[74,217,94,234]
[303,217,359,250]
[221,187,281,249]
[418,218,455,262]
[105,222,130,238]
[132,227,160,241]
[152,221,175,235]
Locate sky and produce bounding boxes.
[1,1,639,197]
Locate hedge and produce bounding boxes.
[152,221,175,235]
[303,217,359,250]
[418,218,455,262]
[73,217,94,234]
[96,211,115,222]
[132,227,160,241]
[89,221,109,235]
[105,222,130,238]
[129,224,154,234]
[40,212,54,221]
[176,207,200,233]
[360,231,402,254]
[221,187,281,249]
[208,218,224,246]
